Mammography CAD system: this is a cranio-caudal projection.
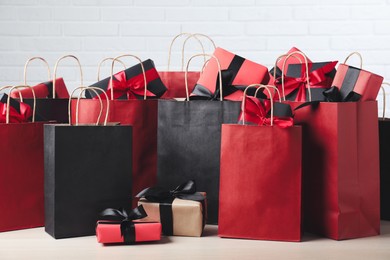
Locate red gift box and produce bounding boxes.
[332,52,383,101]
[10,78,69,99]
[96,222,161,244]
[191,47,269,101]
[0,93,32,123]
[96,205,161,244]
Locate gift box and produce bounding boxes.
[86,59,167,100]
[270,47,337,102]
[96,206,161,244]
[10,78,69,99]
[0,93,32,123]
[190,47,269,101]
[136,180,206,237]
[331,52,383,101]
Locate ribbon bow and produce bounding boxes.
[0,94,32,123]
[99,205,148,244]
[272,61,338,102]
[323,86,361,102]
[136,180,205,203]
[238,96,294,128]
[107,70,142,100]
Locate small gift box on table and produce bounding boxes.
[136,180,206,237]
[96,205,161,244]
[331,52,383,101]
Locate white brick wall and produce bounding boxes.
[1,0,390,113]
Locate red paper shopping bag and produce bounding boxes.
[294,100,380,240]
[159,33,216,99]
[219,85,302,242]
[0,86,44,232]
[72,54,159,206]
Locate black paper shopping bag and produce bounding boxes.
[157,54,241,224]
[44,87,133,239]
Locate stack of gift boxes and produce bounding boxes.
[1,32,388,245]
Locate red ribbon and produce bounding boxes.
[98,68,160,100]
[238,96,293,128]
[273,61,338,102]
[0,102,32,123]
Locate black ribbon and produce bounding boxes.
[323,86,361,102]
[136,180,206,236]
[98,205,147,244]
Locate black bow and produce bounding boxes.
[323,86,361,102]
[136,180,205,203]
[99,205,147,244]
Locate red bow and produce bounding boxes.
[0,102,32,123]
[238,96,293,128]
[272,61,338,102]
[104,69,159,100]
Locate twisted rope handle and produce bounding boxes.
[185,53,222,101]
[181,33,216,71]
[53,55,83,99]
[344,52,363,69]
[380,82,390,120]
[23,57,51,86]
[281,51,311,102]
[242,84,275,126]
[97,57,126,81]
[110,54,147,100]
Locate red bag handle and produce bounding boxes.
[344,52,363,69]
[281,51,311,102]
[110,54,147,100]
[97,57,126,82]
[53,55,83,99]
[241,84,279,126]
[380,82,390,120]
[185,53,222,101]
[23,57,51,86]
[167,32,206,71]
[69,86,109,126]
[0,85,36,123]
[181,33,216,71]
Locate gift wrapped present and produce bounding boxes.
[86,59,167,100]
[190,47,269,101]
[96,205,161,244]
[136,180,206,237]
[269,48,337,102]
[331,52,383,101]
[0,93,32,123]
[238,92,294,128]
[10,78,69,99]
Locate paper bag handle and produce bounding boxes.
[242,84,277,126]
[97,57,126,82]
[167,33,205,71]
[380,82,390,120]
[0,85,36,123]
[281,51,311,102]
[344,52,363,69]
[110,54,147,100]
[185,53,222,101]
[69,87,109,126]
[53,55,83,99]
[23,57,51,86]
[181,33,216,71]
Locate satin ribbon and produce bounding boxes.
[102,67,160,100]
[238,96,294,128]
[0,94,32,123]
[98,205,147,244]
[323,86,361,102]
[136,180,206,236]
[272,61,338,102]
